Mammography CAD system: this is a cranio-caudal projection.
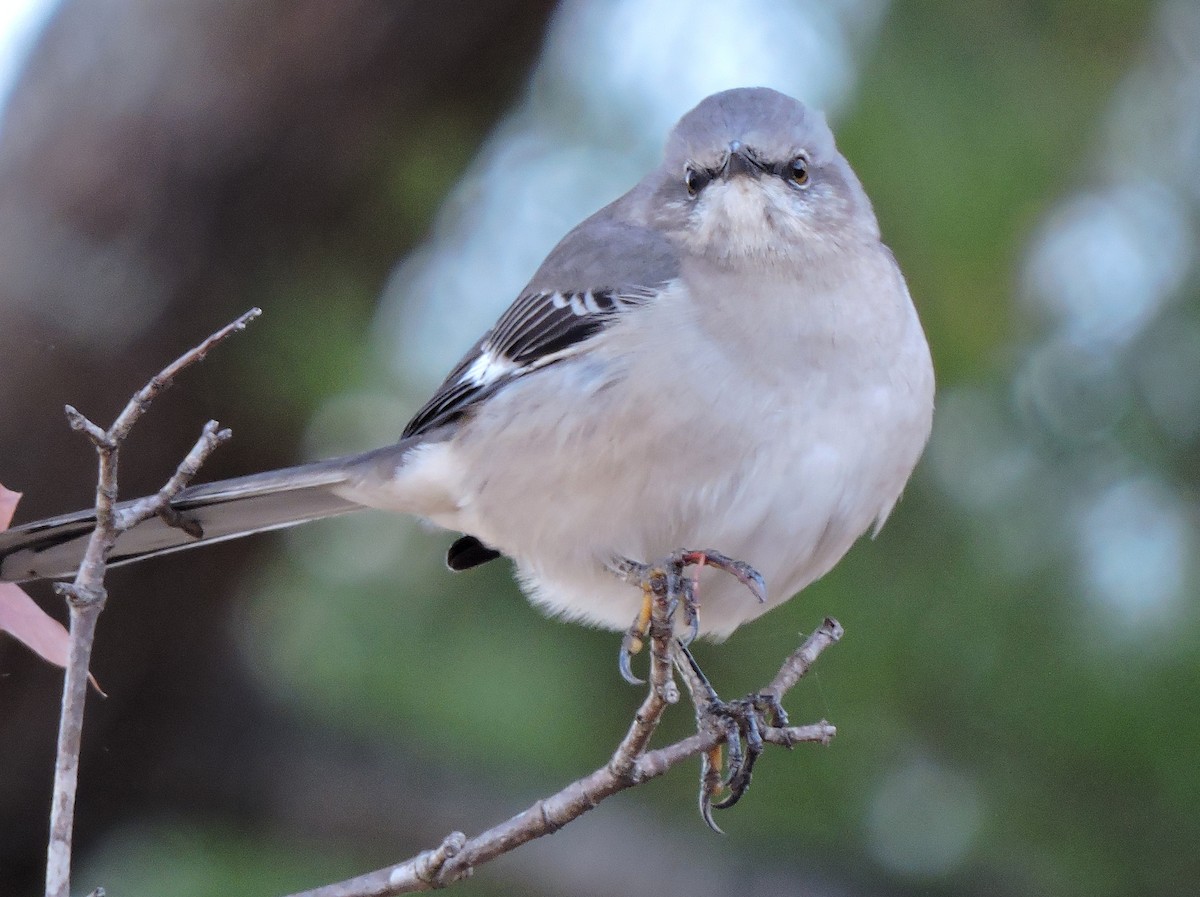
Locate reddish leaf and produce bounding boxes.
[0,583,74,667]
[0,483,102,693]
[0,483,18,530]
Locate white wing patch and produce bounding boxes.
[549,290,611,315]
[403,284,667,439]
[459,348,519,387]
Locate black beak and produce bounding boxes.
[722,141,759,179]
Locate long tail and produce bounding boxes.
[0,449,395,583]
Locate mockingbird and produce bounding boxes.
[0,87,934,812]
[3,83,935,638]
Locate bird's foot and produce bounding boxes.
[697,691,791,831]
[673,641,789,832]
[610,549,765,685]
[610,548,777,830]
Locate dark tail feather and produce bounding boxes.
[0,455,370,583]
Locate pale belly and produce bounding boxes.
[344,276,934,639]
[419,348,927,638]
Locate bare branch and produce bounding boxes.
[764,616,844,700]
[62,406,110,448]
[116,420,232,531]
[107,307,261,442]
[282,616,842,897]
[44,310,258,897]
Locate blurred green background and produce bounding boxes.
[1,1,1197,896]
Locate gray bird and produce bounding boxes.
[0,87,934,645]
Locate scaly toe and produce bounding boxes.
[699,743,726,834]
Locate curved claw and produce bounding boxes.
[712,747,758,810]
[727,560,767,604]
[683,550,767,604]
[711,790,743,811]
[699,744,726,834]
[730,700,764,804]
[618,634,646,685]
[700,697,766,814]
[699,789,725,834]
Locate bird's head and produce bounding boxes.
[647,87,879,264]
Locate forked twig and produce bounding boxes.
[44,309,260,897]
[283,615,842,897]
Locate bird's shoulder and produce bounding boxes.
[401,203,680,439]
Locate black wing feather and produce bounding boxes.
[401,213,678,440]
[401,289,643,438]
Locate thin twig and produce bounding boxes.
[282,616,841,897]
[44,309,259,897]
[763,616,844,700]
[117,420,232,531]
[107,308,261,441]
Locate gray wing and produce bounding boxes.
[402,212,679,438]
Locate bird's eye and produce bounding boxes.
[788,156,810,187]
[684,166,707,198]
